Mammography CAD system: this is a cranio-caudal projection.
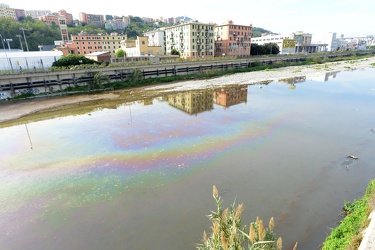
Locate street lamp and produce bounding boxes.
[4,38,13,50]
[16,34,24,51]
[0,33,13,72]
[20,27,29,51]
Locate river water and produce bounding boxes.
[1,68,375,249]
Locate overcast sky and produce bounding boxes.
[2,0,373,37]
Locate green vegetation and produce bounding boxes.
[196,185,295,250]
[171,48,180,56]
[52,54,99,67]
[0,16,274,51]
[252,27,272,38]
[250,43,280,55]
[68,24,105,36]
[0,17,60,51]
[115,48,126,58]
[322,180,375,250]
[125,16,170,39]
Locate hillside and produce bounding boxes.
[0,17,272,51]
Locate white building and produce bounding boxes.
[311,32,343,52]
[143,28,166,55]
[25,10,52,19]
[251,34,295,54]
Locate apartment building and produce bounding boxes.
[39,14,69,42]
[168,90,214,115]
[58,10,73,25]
[214,20,252,57]
[105,19,125,31]
[79,12,104,27]
[25,10,51,19]
[14,9,25,20]
[0,3,16,20]
[164,21,215,59]
[144,28,166,55]
[61,32,126,57]
[213,85,248,108]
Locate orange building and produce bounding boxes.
[39,14,69,42]
[58,32,126,57]
[214,20,252,57]
[58,9,73,24]
[213,85,248,108]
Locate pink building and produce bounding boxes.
[14,9,25,20]
[79,12,104,27]
[214,20,252,57]
[58,9,73,24]
[39,15,69,42]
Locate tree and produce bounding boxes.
[264,43,280,55]
[250,43,279,56]
[115,48,126,58]
[171,48,180,56]
[52,54,99,67]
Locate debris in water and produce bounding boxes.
[347,155,358,160]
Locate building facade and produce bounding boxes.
[214,20,252,57]
[14,9,25,20]
[121,36,162,57]
[164,21,215,59]
[144,28,166,55]
[39,14,69,42]
[251,34,296,54]
[59,32,126,57]
[213,85,248,108]
[105,19,125,31]
[58,10,73,25]
[168,90,214,115]
[311,32,341,52]
[0,3,16,20]
[79,12,104,27]
[25,10,51,19]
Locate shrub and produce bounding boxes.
[52,54,99,67]
[196,185,296,250]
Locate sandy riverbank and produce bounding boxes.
[1,57,374,123]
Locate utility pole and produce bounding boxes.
[20,27,29,51]
[16,34,24,51]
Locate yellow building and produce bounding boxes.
[100,33,127,57]
[121,36,162,57]
[164,21,215,59]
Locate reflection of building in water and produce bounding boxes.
[278,76,306,89]
[213,85,248,108]
[168,90,213,115]
[142,98,153,105]
[306,71,340,82]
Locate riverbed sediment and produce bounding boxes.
[1,57,374,123]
